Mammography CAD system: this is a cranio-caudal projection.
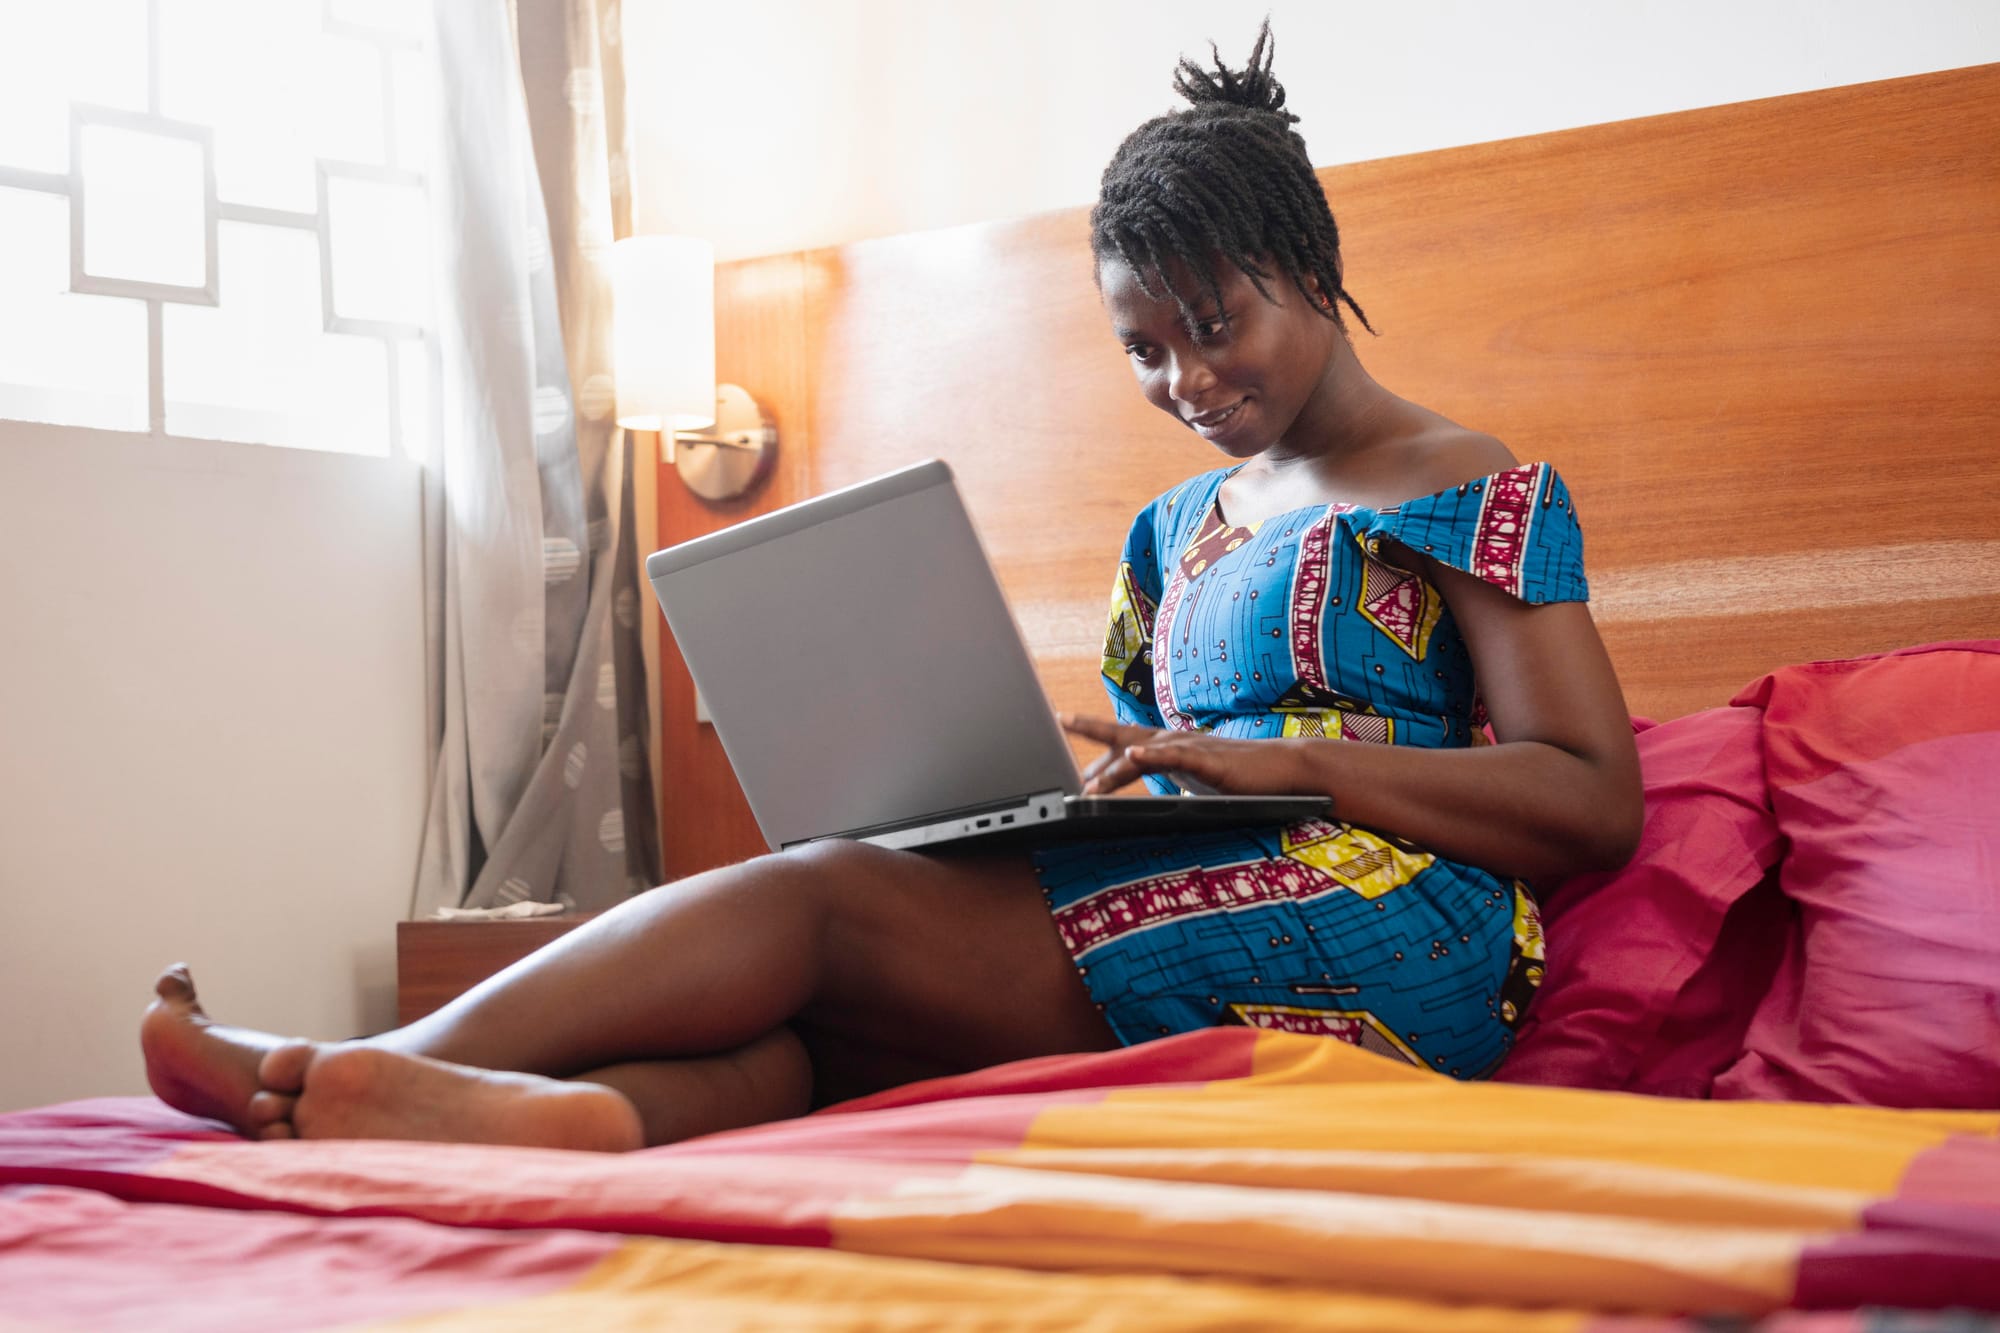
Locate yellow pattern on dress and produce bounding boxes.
[1225,1003,1425,1066]
[1099,563,1152,698]
[1277,701,1394,745]
[1513,883,1545,967]
[1279,821,1435,900]
[1280,710,1340,739]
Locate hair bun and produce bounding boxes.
[1172,20,1295,123]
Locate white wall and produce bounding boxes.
[0,425,426,1110]
[627,0,2000,260]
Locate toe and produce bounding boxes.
[257,1121,296,1141]
[153,964,197,1008]
[258,1041,316,1094]
[246,1089,295,1128]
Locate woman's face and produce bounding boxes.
[1098,254,1340,461]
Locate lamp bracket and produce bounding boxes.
[673,431,769,452]
[668,382,777,501]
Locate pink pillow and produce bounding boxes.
[1618,868,1791,1098]
[1711,641,2000,1108]
[1497,705,1784,1090]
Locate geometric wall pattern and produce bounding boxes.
[0,0,433,455]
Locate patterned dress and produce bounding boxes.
[1031,462,1587,1079]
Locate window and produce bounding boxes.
[0,0,434,456]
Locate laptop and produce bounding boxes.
[643,459,1332,852]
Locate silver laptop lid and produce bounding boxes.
[645,460,1084,850]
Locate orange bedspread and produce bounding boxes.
[3,1029,1996,1330]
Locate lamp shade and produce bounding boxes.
[611,235,715,432]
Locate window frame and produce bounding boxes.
[0,0,435,459]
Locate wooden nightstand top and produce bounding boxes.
[395,915,597,1025]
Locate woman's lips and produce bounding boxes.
[1188,399,1247,437]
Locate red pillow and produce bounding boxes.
[1497,705,1783,1090]
[1711,641,2000,1108]
[1618,867,1791,1098]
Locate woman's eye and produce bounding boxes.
[1192,318,1227,341]
[1126,345,1158,365]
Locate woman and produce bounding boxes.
[142,24,1640,1151]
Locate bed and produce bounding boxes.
[6,64,1999,1330]
[8,1032,1998,1328]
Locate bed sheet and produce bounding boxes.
[4,1029,1997,1330]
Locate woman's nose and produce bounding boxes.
[1167,352,1216,404]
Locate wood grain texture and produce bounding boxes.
[396,917,594,1024]
[652,64,2000,879]
[651,255,814,881]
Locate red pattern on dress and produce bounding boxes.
[1153,513,1246,733]
[1288,511,1339,695]
[1237,1009,1368,1041]
[1469,464,1542,597]
[1053,831,1350,955]
[1150,564,1195,733]
[1361,558,1423,653]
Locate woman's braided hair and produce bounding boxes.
[1090,20,1372,336]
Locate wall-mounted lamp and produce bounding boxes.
[611,234,776,502]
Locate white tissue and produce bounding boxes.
[428,901,569,922]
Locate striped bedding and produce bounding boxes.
[4,1028,1996,1330]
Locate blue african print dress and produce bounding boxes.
[1032,461,1587,1079]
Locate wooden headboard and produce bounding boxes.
[654,64,2000,879]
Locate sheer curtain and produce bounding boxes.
[413,0,658,917]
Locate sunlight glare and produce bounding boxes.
[79,124,207,288]
[0,188,148,430]
[161,0,317,210]
[0,0,147,173]
[327,176,430,327]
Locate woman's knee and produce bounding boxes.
[683,837,862,895]
[778,836,906,877]
[760,837,913,915]
[674,838,914,949]
[610,843,866,959]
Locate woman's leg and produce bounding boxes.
[144,839,1114,1148]
[255,1027,814,1150]
[577,1027,815,1145]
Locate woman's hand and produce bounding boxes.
[1060,713,1321,797]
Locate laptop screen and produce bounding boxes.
[646,461,1082,850]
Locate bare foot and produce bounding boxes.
[268,1044,644,1153]
[140,965,297,1139]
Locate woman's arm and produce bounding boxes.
[1067,555,1643,885]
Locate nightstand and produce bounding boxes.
[394,915,597,1024]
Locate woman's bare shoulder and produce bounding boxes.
[1395,425,1519,500]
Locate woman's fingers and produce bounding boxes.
[1059,712,1128,746]
[1064,713,1173,746]
[1063,715,1274,796]
[1066,713,1161,794]
[1096,738,1213,795]
[1081,748,1132,794]
[1124,734,1190,763]
[1086,752,1145,794]
[1126,736,1322,797]
[1083,740,1158,795]
[1125,740,1219,781]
